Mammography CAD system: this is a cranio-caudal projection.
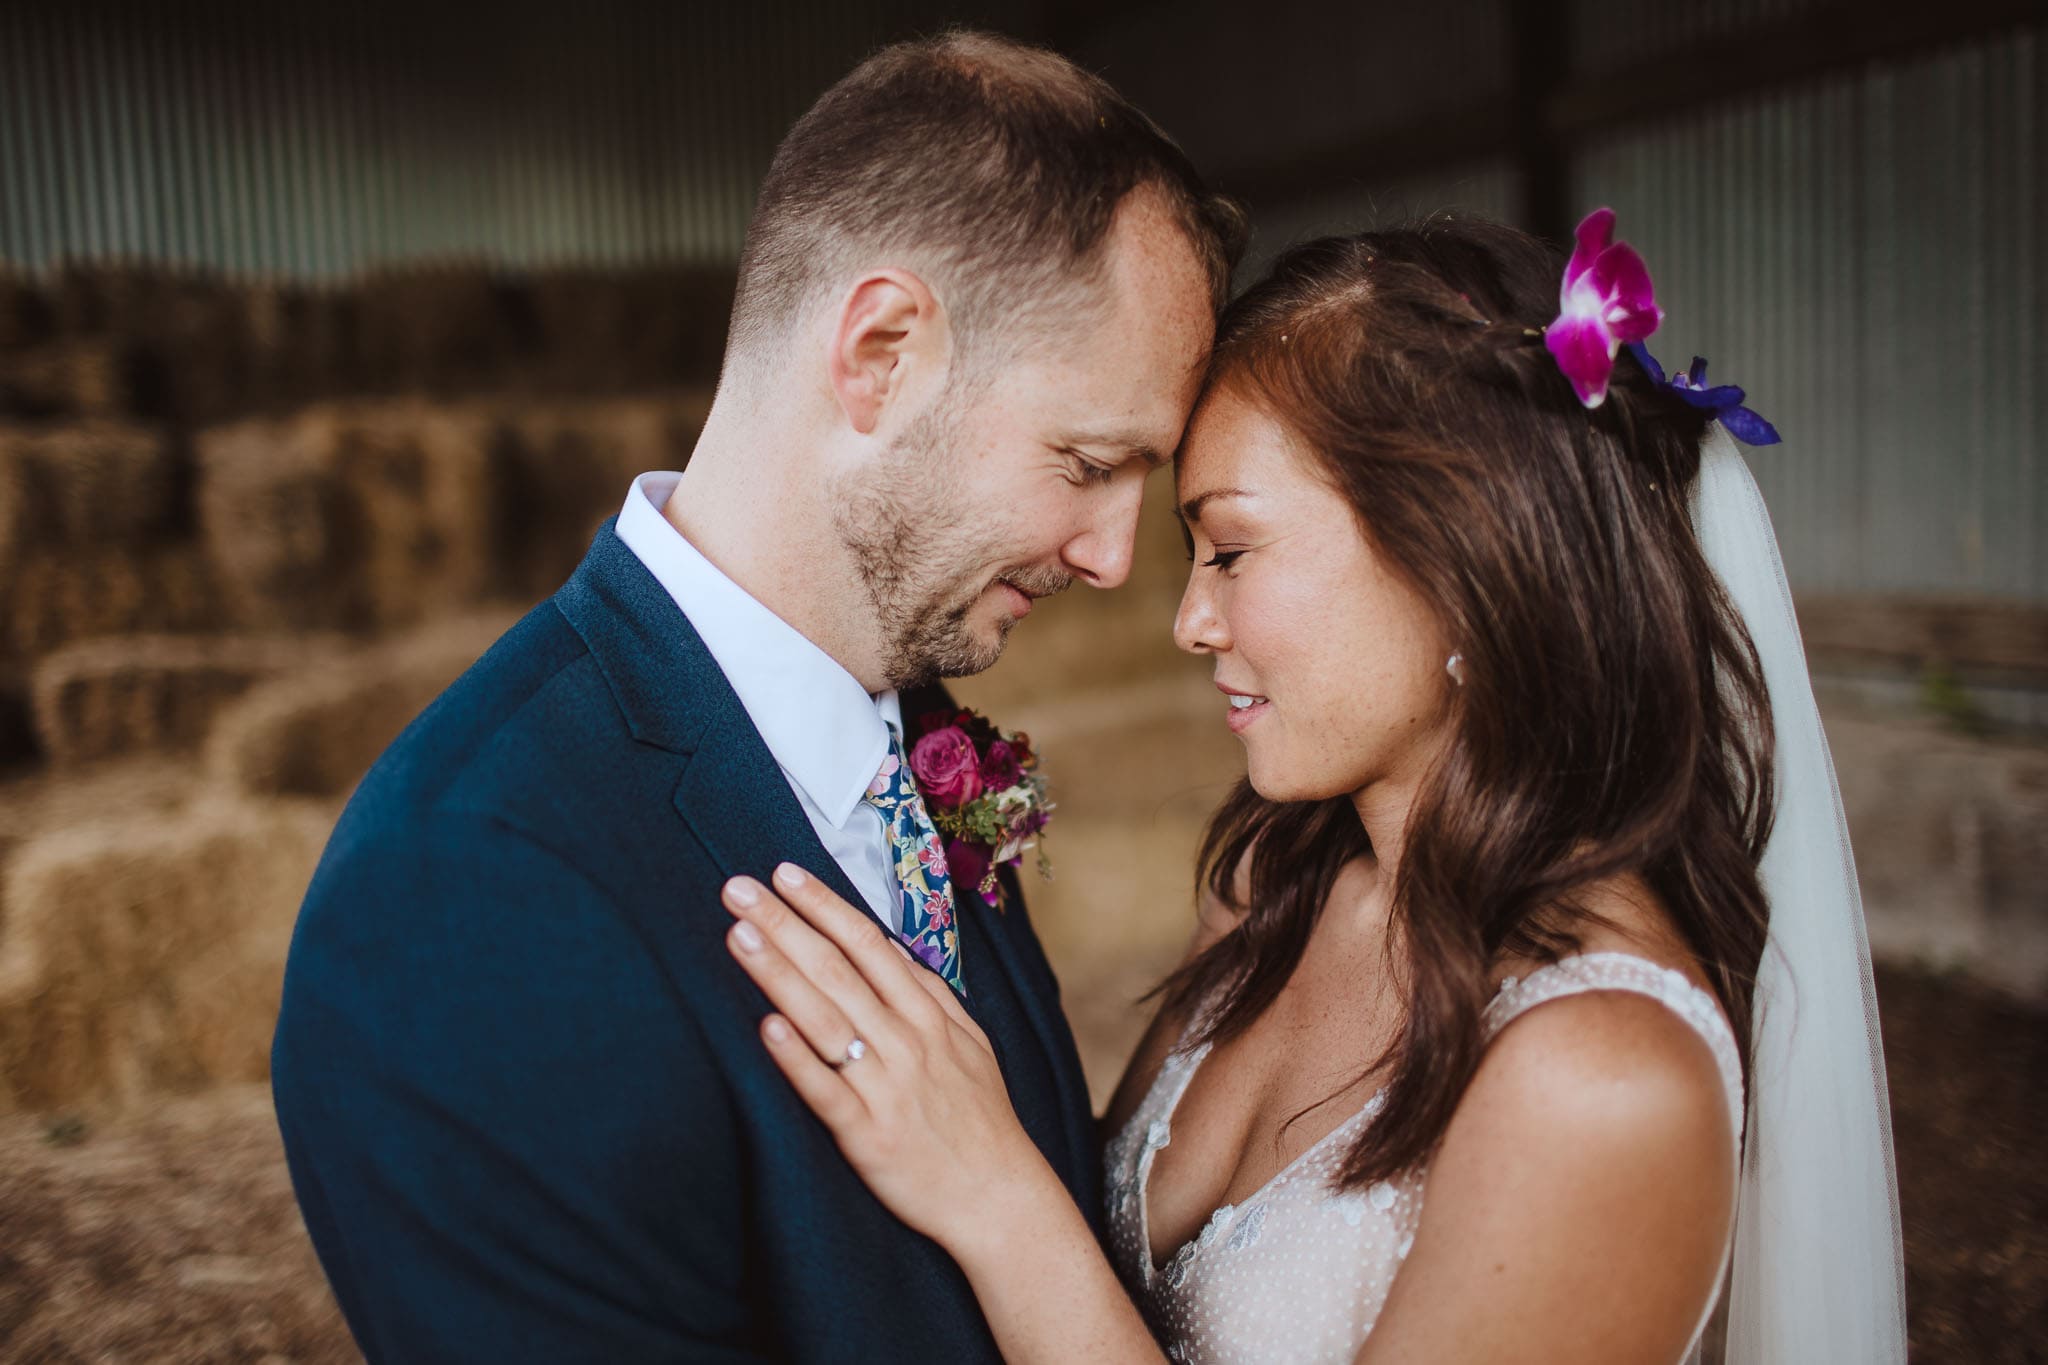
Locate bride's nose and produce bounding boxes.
[1173,572,1228,655]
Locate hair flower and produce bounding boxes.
[1544,207,1664,409]
[1625,344,1781,446]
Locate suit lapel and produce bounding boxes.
[553,520,866,912]
[669,705,867,912]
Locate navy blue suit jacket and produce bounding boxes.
[272,523,1100,1363]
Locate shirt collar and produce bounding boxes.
[615,472,898,827]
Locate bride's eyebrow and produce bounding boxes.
[1177,487,1254,523]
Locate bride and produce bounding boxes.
[716,211,1905,1363]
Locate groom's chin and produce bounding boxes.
[934,619,1014,680]
[888,611,1013,687]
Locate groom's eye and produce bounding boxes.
[1060,447,1116,485]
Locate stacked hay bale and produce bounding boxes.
[0,261,724,1118]
[31,634,335,769]
[0,421,219,763]
[0,610,516,1114]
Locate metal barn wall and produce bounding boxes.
[1566,0,1844,75]
[1085,7,2046,604]
[0,0,1042,278]
[2,2,2039,601]
[1577,32,2046,598]
[1243,161,1523,271]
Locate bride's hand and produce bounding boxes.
[720,862,1059,1257]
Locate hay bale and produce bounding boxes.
[0,340,126,418]
[526,267,735,392]
[197,401,497,631]
[0,421,184,565]
[0,796,333,1112]
[238,282,362,416]
[205,610,515,799]
[0,1086,354,1359]
[0,543,220,672]
[43,266,262,417]
[487,392,710,598]
[126,275,262,423]
[0,683,34,768]
[0,269,56,351]
[353,267,516,394]
[0,758,198,847]
[30,634,337,769]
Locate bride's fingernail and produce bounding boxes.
[731,921,764,953]
[764,1016,791,1043]
[725,877,760,906]
[773,863,805,889]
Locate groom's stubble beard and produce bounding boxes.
[833,395,1072,690]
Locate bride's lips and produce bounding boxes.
[1219,684,1269,734]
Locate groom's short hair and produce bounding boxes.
[726,30,1244,373]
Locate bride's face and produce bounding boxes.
[1173,384,1454,804]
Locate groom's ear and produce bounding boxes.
[827,269,950,436]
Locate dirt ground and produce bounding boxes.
[0,965,2040,1363]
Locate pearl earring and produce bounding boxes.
[1446,653,1466,684]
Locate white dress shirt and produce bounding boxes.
[614,472,904,932]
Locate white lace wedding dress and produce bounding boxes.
[1103,953,1745,1365]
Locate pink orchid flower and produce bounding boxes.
[1544,208,1664,409]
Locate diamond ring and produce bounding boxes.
[831,1037,868,1069]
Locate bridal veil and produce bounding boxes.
[1689,431,1908,1362]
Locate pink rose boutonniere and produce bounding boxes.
[907,707,1054,909]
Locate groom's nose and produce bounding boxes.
[1060,485,1144,590]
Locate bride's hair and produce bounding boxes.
[1163,215,1776,1187]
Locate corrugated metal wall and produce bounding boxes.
[1566,0,1841,75]
[1244,160,1524,270]
[1577,31,2045,598]
[1088,6,2046,604]
[1078,0,1510,182]
[2,1,2040,601]
[0,0,1041,277]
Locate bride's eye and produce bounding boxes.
[1201,549,1246,571]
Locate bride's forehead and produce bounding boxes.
[1177,398,1313,488]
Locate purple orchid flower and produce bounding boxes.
[1544,208,1664,409]
[1626,344,1782,446]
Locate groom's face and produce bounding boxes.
[841,192,1216,689]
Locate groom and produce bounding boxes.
[271,30,1242,1364]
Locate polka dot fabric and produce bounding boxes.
[1104,953,1744,1364]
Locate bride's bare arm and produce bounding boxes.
[1355,992,1736,1364]
[721,863,1166,1365]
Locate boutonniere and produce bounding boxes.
[906,707,1054,909]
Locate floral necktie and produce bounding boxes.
[863,731,965,995]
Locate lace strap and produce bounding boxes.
[1484,953,1745,1137]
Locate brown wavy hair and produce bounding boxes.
[1161,216,1775,1187]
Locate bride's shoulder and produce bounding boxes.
[1472,978,1732,1137]
[1372,975,1740,1359]
[1396,983,1737,1291]
[1431,970,1737,1230]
